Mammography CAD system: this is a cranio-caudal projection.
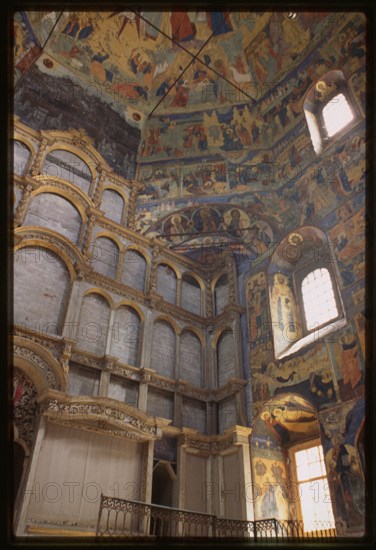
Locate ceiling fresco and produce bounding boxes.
[14,10,366,260]
[18,11,336,118]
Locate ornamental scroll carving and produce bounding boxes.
[14,344,60,390]
[13,369,39,450]
[44,398,158,438]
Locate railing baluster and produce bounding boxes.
[96,496,337,541]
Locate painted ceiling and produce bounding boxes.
[15,11,333,120]
[14,11,366,261]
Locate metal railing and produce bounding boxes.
[96,494,336,541]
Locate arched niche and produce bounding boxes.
[24,192,82,244]
[14,246,71,335]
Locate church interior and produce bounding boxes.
[12,8,368,540]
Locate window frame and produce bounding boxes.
[316,86,357,144]
[294,262,344,336]
[288,439,336,533]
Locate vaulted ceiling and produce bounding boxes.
[15,11,332,120]
[14,10,366,262]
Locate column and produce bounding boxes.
[126,187,138,230]
[30,137,49,176]
[105,310,116,356]
[81,213,96,261]
[139,439,155,534]
[13,184,32,227]
[61,278,84,340]
[92,168,106,207]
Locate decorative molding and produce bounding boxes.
[30,138,48,176]
[41,392,163,440]
[13,369,39,450]
[12,325,64,353]
[70,351,103,369]
[178,426,249,457]
[33,175,92,211]
[13,184,32,227]
[14,344,60,390]
[104,357,140,380]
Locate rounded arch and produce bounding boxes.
[100,187,127,225]
[156,260,181,280]
[13,139,33,175]
[115,299,145,322]
[181,272,203,316]
[24,190,85,245]
[211,271,228,291]
[43,144,98,182]
[180,325,205,345]
[13,336,67,392]
[76,291,112,355]
[82,287,115,310]
[14,242,73,336]
[211,325,233,348]
[269,225,344,359]
[41,127,113,175]
[32,178,94,214]
[92,230,124,253]
[153,314,180,335]
[182,271,205,290]
[14,229,84,280]
[13,133,37,160]
[101,184,129,204]
[91,233,121,279]
[156,261,179,305]
[111,304,142,367]
[122,246,149,292]
[124,244,151,267]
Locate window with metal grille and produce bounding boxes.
[301,268,339,330]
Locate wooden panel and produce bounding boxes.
[24,192,82,244]
[151,321,175,378]
[14,246,70,335]
[76,293,111,355]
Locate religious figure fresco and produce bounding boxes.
[270,273,302,350]
[330,328,364,401]
[246,272,269,345]
[325,432,365,530]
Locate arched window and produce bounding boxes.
[14,246,70,335]
[214,274,229,315]
[122,249,147,292]
[42,149,92,194]
[24,193,82,244]
[13,140,31,175]
[100,189,125,225]
[181,274,201,315]
[304,71,358,155]
[91,236,119,279]
[179,330,202,387]
[301,268,339,330]
[216,329,236,387]
[156,264,177,305]
[76,293,111,355]
[151,320,176,379]
[269,227,345,359]
[110,306,141,367]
